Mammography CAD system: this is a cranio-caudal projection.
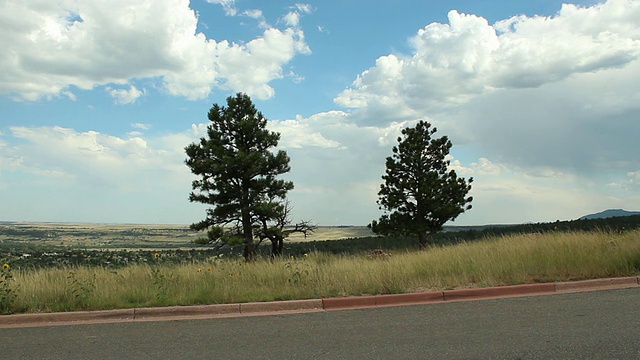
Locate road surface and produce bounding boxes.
[1,288,639,359]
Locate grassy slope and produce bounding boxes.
[3,230,639,314]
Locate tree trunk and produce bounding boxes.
[241,185,255,261]
[277,238,284,255]
[418,232,428,248]
[270,237,284,258]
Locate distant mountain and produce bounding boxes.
[579,209,640,220]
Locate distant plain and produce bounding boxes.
[0,222,375,250]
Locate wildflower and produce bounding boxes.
[198,268,202,273]
[154,252,160,259]
[2,263,9,270]
[303,253,308,258]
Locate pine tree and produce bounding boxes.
[371,120,473,247]
[185,93,293,260]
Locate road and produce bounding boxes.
[1,288,639,359]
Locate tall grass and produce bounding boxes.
[5,230,640,314]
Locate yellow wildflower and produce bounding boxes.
[154,252,160,258]
[2,263,9,270]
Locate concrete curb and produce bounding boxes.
[322,291,445,310]
[1,276,638,328]
[442,283,556,302]
[0,308,135,327]
[240,299,323,314]
[555,276,639,292]
[134,303,240,320]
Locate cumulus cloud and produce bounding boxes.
[321,0,640,224]
[336,0,640,118]
[4,126,186,189]
[0,0,310,101]
[269,118,345,149]
[457,59,640,174]
[3,0,639,225]
[213,27,311,99]
[0,124,210,223]
[331,0,640,189]
[107,85,146,104]
[283,11,301,27]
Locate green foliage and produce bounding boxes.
[0,264,18,314]
[284,256,311,285]
[185,93,294,260]
[150,267,172,302]
[67,270,95,309]
[372,121,473,246]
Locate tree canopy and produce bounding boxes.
[370,120,473,247]
[185,93,293,260]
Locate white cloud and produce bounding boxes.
[107,85,146,104]
[283,12,301,27]
[450,157,506,177]
[5,126,186,188]
[243,9,263,19]
[0,0,310,102]
[470,158,505,176]
[3,0,640,226]
[627,171,640,186]
[282,3,313,27]
[207,0,237,16]
[330,0,640,211]
[293,4,313,14]
[336,0,640,118]
[325,2,640,223]
[270,117,345,149]
[131,123,152,130]
[0,124,210,223]
[213,27,311,100]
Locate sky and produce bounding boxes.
[1,0,639,226]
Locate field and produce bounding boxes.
[0,222,373,250]
[1,223,640,314]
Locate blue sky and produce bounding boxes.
[1,0,639,226]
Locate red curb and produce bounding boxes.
[555,277,639,292]
[133,304,240,319]
[240,299,323,314]
[0,308,134,327]
[2,277,639,328]
[443,283,556,301]
[375,291,444,306]
[322,295,377,310]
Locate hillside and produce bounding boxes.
[579,209,640,220]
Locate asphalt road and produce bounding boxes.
[1,288,639,359]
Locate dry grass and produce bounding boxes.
[5,230,640,314]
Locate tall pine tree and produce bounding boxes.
[371,120,473,247]
[185,93,293,260]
